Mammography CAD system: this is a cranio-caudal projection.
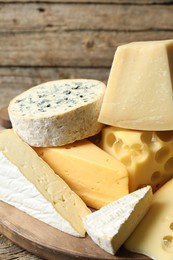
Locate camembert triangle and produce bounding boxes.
[0,129,90,237]
[83,186,153,255]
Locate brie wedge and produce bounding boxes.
[83,186,153,254]
[0,129,90,237]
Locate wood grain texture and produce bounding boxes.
[0,235,40,260]
[0,3,173,67]
[0,3,173,32]
[0,0,172,3]
[1,31,173,67]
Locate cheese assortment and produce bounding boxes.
[0,129,91,237]
[83,186,153,255]
[8,79,106,147]
[34,139,129,209]
[98,39,173,131]
[2,39,173,259]
[125,178,173,260]
[99,126,173,192]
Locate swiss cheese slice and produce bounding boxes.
[83,186,153,255]
[34,139,129,209]
[99,39,173,131]
[8,79,106,147]
[125,178,173,260]
[100,126,173,192]
[0,129,91,237]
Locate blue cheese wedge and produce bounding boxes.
[83,186,153,254]
[8,79,106,147]
[0,129,91,237]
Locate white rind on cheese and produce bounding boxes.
[0,129,91,237]
[8,79,106,147]
[0,151,80,236]
[83,186,153,255]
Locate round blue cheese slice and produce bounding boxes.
[8,79,106,147]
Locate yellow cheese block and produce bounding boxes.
[124,178,173,260]
[0,129,90,237]
[100,126,173,192]
[99,39,173,131]
[34,139,129,209]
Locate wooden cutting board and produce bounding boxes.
[0,201,149,260]
[0,107,149,260]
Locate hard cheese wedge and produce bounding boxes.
[125,178,173,260]
[99,39,173,131]
[34,139,129,209]
[100,126,173,192]
[0,129,90,237]
[83,186,153,255]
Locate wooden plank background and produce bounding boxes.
[1,0,173,259]
[1,0,173,108]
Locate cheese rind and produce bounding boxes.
[8,79,106,147]
[83,186,153,255]
[34,139,129,209]
[99,40,173,131]
[0,151,80,236]
[100,126,173,192]
[0,129,91,237]
[125,178,173,260]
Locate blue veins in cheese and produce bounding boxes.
[83,186,153,255]
[10,80,102,116]
[8,79,106,147]
[0,129,91,237]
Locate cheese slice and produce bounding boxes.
[0,151,80,236]
[99,39,173,131]
[83,186,153,255]
[125,178,173,260]
[8,79,106,147]
[34,139,129,209]
[100,126,173,192]
[0,129,91,237]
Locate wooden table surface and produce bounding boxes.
[1,0,173,258]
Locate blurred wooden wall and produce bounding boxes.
[1,0,173,108]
